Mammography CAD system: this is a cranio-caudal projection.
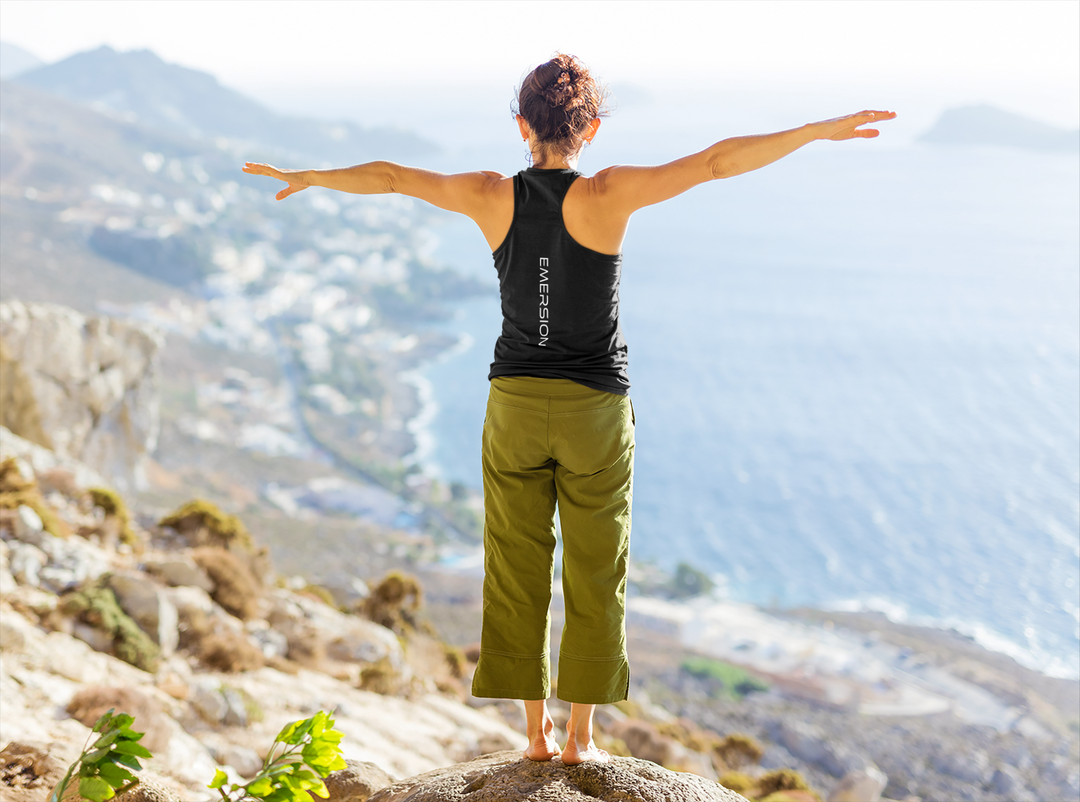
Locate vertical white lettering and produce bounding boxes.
[539,257,550,346]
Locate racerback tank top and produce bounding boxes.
[487,168,629,395]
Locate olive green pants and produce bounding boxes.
[471,376,634,704]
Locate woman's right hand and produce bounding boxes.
[242,162,310,200]
[812,110,897,141]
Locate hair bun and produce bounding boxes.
[543,70,576,106]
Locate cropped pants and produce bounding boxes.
[471,376,634,704]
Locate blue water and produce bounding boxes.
[416,144,1080,679]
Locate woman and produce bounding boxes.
[244,54,895,764]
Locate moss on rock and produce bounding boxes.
[59,577,160,672]
[0,457,69,538]
[87,487,138,548]
[158,499,254,552]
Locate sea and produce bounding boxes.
[285,82,1080,680]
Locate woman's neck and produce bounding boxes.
[530,149,581,171]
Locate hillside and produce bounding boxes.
[10,46,436,164]
[0,41,43,78]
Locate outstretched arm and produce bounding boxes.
[241,160,506,214]
[595,110,896,214]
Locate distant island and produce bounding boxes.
[918,103,1079,152]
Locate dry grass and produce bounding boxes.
[66,685,172,753]
[191,546,261,620]
[196,630,265,673]
[363,571,423,634]
[715,732,765,771]
[286,629,326,669]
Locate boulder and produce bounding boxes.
[72,620,115,653]
[327,618,405,667]
[145,556,215,593]
[245,618,289,658]
[366,750,748,802]
[319,759,395,802]
[0,426,110,494]
[216,744,262,778]
[8,542,46,587]
[0,540,17,596]
[828,767,887,802]
[608,718,677,766]
[13,504,44,542]
[0,741,70,802]
[188,676,229,723]
[108,571,179,656]
[221,685,249,726]
[35,533,111,594]
[268,589,407,678]
[0,301,162,492]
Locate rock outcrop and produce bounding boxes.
[0,301,162,491]
[366,750,748,802]
[0,439,527,798]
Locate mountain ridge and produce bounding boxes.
[10,45,437,164]
[918,103,1079,152]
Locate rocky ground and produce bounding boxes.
[2,396,1078,802]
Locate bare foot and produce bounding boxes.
[560,739,611,765]
[523,709,561,761]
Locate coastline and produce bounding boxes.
[405,332,1080,685]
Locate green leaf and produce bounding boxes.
[91,709,116,733]
[109,753,141,770]
[117,726,146,742]
[79,776,115,802]
[80,746,112,765]
[91,730,120,750]
[208,769,229,790]
[112,741,153,759]
[308,780,330,799]
[246,775,275,797]
[308,710,328,736]
[110,714,135,730]
[97,763,135,787]
[260,788,297,802]
[280,771,320,792]
[275,720,301,744]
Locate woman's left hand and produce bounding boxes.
[242,162,309,200]
[813,110,897,141]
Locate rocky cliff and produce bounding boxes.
[0,301,162,492]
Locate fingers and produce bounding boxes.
[242,162,281,178]
[854,110,897,124]
[276,184,307,201]
[242,162,305,200]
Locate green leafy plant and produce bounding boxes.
[50,709,151,802]
[209,710,347,802]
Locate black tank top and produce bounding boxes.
[487,168,629,395]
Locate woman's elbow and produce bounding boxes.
[708,157,733,181]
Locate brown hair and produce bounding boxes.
[514,54,609,166]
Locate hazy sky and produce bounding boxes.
[2,0,1078,130]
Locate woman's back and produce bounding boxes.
[464,167,628,256]
[488,167,629,395]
